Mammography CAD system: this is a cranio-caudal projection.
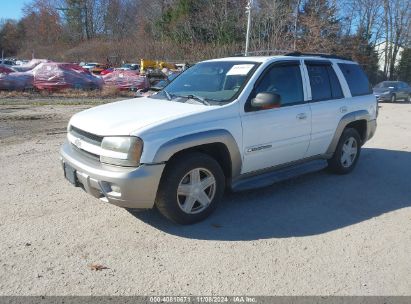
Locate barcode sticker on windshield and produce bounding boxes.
[226,64,254,76]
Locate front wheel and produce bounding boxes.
[390,94,396,103]
[328,128,361,174]
[155,152,225,224]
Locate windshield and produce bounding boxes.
[150,61,258,104]
[375,81,398,88]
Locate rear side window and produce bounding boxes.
[306,64,343,101]
[338,63,372,96]
[307,65,332,101]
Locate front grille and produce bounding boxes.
[72,144,100,162]
[70,125,103,146]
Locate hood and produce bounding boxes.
[69,97,212,136]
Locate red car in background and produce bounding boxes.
[0,66,15,74]
[100,68,114,75]
[33,62,103,91]
[0,71,34,90]
[102,69,149,91]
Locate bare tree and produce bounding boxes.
[383,0,410,79]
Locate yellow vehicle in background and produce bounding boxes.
[91,63,110,75]
[140,59,177,73]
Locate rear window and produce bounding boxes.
[338,63,372,96]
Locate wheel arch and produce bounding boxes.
[326,110,371,156]
[345,120,367,143]
[152,129,242,179]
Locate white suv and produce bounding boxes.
[61,53,377,224]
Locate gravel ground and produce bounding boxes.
[0,102,410,296]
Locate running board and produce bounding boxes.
[231,159,328,192]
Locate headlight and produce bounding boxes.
[100,136,143,167]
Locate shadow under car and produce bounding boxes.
[127,148,411,241]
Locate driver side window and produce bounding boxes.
[250,63,304,110]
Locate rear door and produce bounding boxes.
[304,60,347,157]
[240,61,311,173]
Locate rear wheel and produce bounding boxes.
[155,152,225,224]
[328,128,361,174]
[406,94,411,103]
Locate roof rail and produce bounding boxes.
[284,52,352,61]
[232,49,293,57]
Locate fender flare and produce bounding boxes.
[152,129,242,178]
[326,110,371,156]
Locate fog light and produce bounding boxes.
[99,181,121,197]
[111,184,121,193]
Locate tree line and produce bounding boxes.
[0,0,410,83]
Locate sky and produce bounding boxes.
[0,0,27,21]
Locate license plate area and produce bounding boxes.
[64,163,79,186]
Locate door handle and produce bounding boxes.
[340,106,348,113]
[296,113,307,120]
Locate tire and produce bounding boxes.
[390,94,396,103]
[155,152,225,224]
[327,128,361,175]
[406,94,411,103]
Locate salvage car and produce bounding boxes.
[61,54,377,224]
[100,68,114,75]
[119,63,140,71]
[91,64,110,75]
[33,63,103,91]
[0,66,15,74]
[0,71,33,90]
[102,69,149,91]
[0,59,16,67]
[82,62,99,71]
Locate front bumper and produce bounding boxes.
[366,119,377,142]
[374,94,391,101]
[60,140,165,209]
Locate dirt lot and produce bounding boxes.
[0,101,410,296]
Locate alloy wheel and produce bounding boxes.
[176,168,216,214]
[341,137,358,168]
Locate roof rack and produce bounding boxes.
[284,52,352,61]
[232,49,293,57]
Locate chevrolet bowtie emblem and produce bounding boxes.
[74,138,82,148]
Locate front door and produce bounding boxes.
[240,61,311,174]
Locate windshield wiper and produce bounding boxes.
[177,94,211,105]
[163,89,172,101]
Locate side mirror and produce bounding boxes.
[251,92,281,109]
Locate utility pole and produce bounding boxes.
[245,0,253,56]
[293,0,301,51]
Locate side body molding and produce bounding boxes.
[152,129,242,178]
[326,109,371,156]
